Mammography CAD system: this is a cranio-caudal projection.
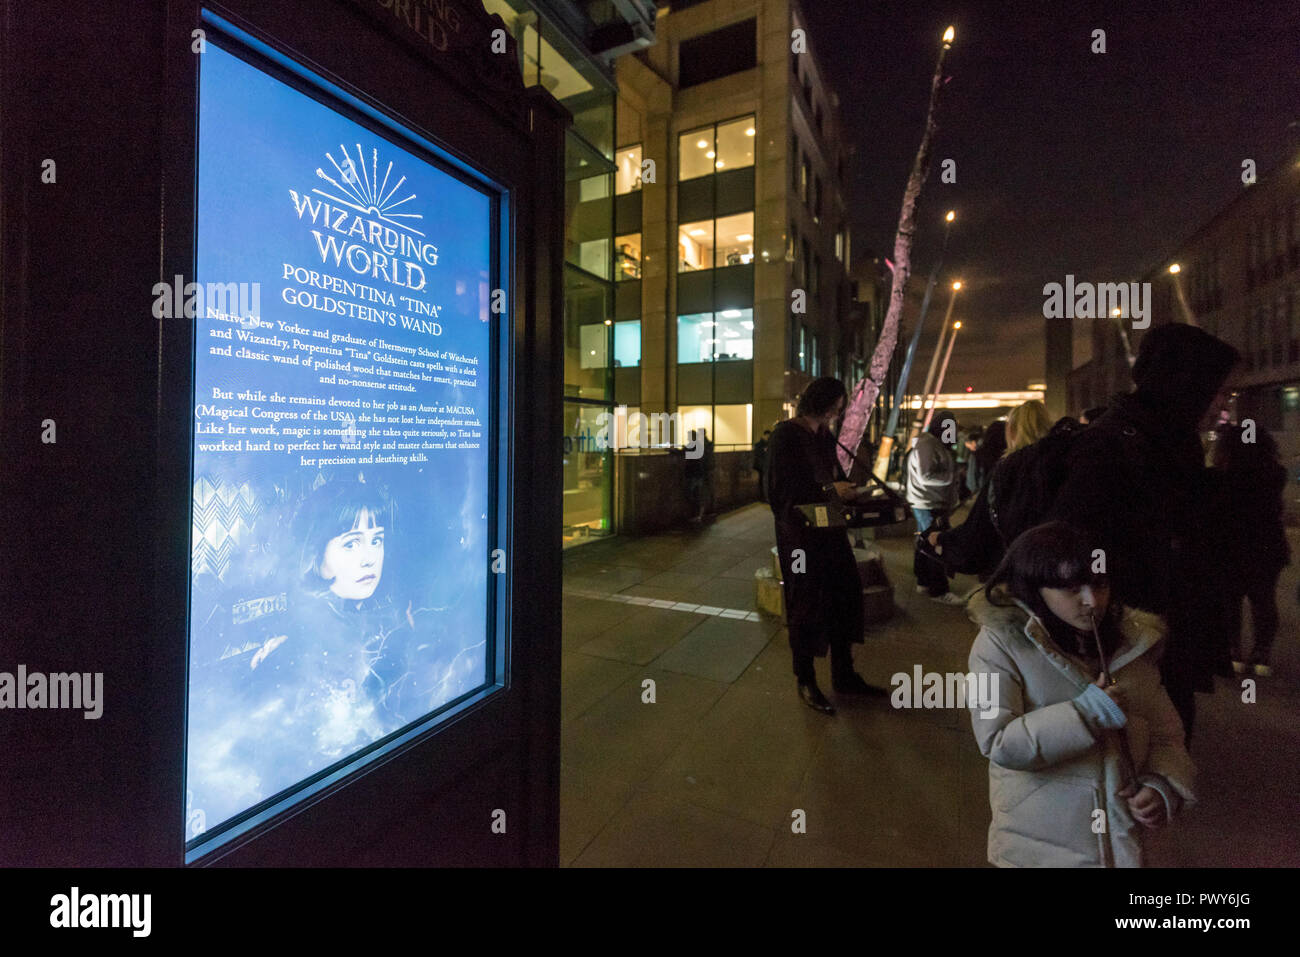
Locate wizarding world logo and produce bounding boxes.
[288,144,439,292]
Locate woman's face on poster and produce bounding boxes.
[320,509,385,600]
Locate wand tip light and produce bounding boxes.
[952,280,962,290]
[945,210,955,222]
[953,321,962,330]
[943,25,955,44]
[1168,263,1181,274]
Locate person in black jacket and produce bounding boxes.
[1048,323,1240,742]
[767,377,884,714]
[972,420,1008,491]
[1209,422,1292,676]
[752,429,772,502]
[921,419,1013,584]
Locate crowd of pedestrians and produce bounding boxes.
[763,323,1293,867]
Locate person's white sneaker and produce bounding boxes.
[1253,663,1273,677]
[1232,660,1247,675]
[915,585,929,594]
[930,592,967,606]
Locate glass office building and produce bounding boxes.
[484,0,654,545]
[616,0,858,481]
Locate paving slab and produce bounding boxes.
[654,613,776,684]
[559,763,638,866]
[562,668,729,785]
[644,684,832,829]
[561,651,640,726]
[570,787,776,868]
[577,605,706,666]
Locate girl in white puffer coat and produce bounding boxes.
[967,521,1195,867]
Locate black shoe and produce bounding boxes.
[832,671,889,696]
[797,681,836,715]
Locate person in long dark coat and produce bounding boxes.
[972,420,1008,491]
[1208,422,1292,676]
[752,429,772,502]
[767,377,883,714]
[1048,323,1240,742]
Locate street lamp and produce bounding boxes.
[909,279,963,443]
[924,320,964,431]
[1111,306,1136,367]
[1167,262,1197,325]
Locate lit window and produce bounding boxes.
[615,145,643,194]
[714,212,754,268]
[716,116,756,171]
[677,313,716,364]
[614,321,641,368]
[711,403,754,446]
[678,219,714,271]
[615,233,642,281]
[579,322,609,370]
[678,126,715,181]
[676,406,713,445]
[674,309,754,363]
[714,308,753,360]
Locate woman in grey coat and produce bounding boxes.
[967,522,1195,867]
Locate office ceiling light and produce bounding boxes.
[746,127,755,136]
[720,309,742,317]
[706,150,715,158]
[697,139,708,148]
[736,234,752,241]
[689,228,706,237]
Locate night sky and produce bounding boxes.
[800,0,1300,393]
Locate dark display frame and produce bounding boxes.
[1,0,565,868]
[180,15,512,859]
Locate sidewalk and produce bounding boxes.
[559,502,1300,867]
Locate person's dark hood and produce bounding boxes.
[927,410,958,440]
[1131,323,1239,427]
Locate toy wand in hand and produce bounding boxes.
[1089,609,1138,788]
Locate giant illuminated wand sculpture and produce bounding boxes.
[872,214,956,477]
[839,24,956,478]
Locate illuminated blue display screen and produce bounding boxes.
[186,40,496,841]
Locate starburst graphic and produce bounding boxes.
[312,144,425,237]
